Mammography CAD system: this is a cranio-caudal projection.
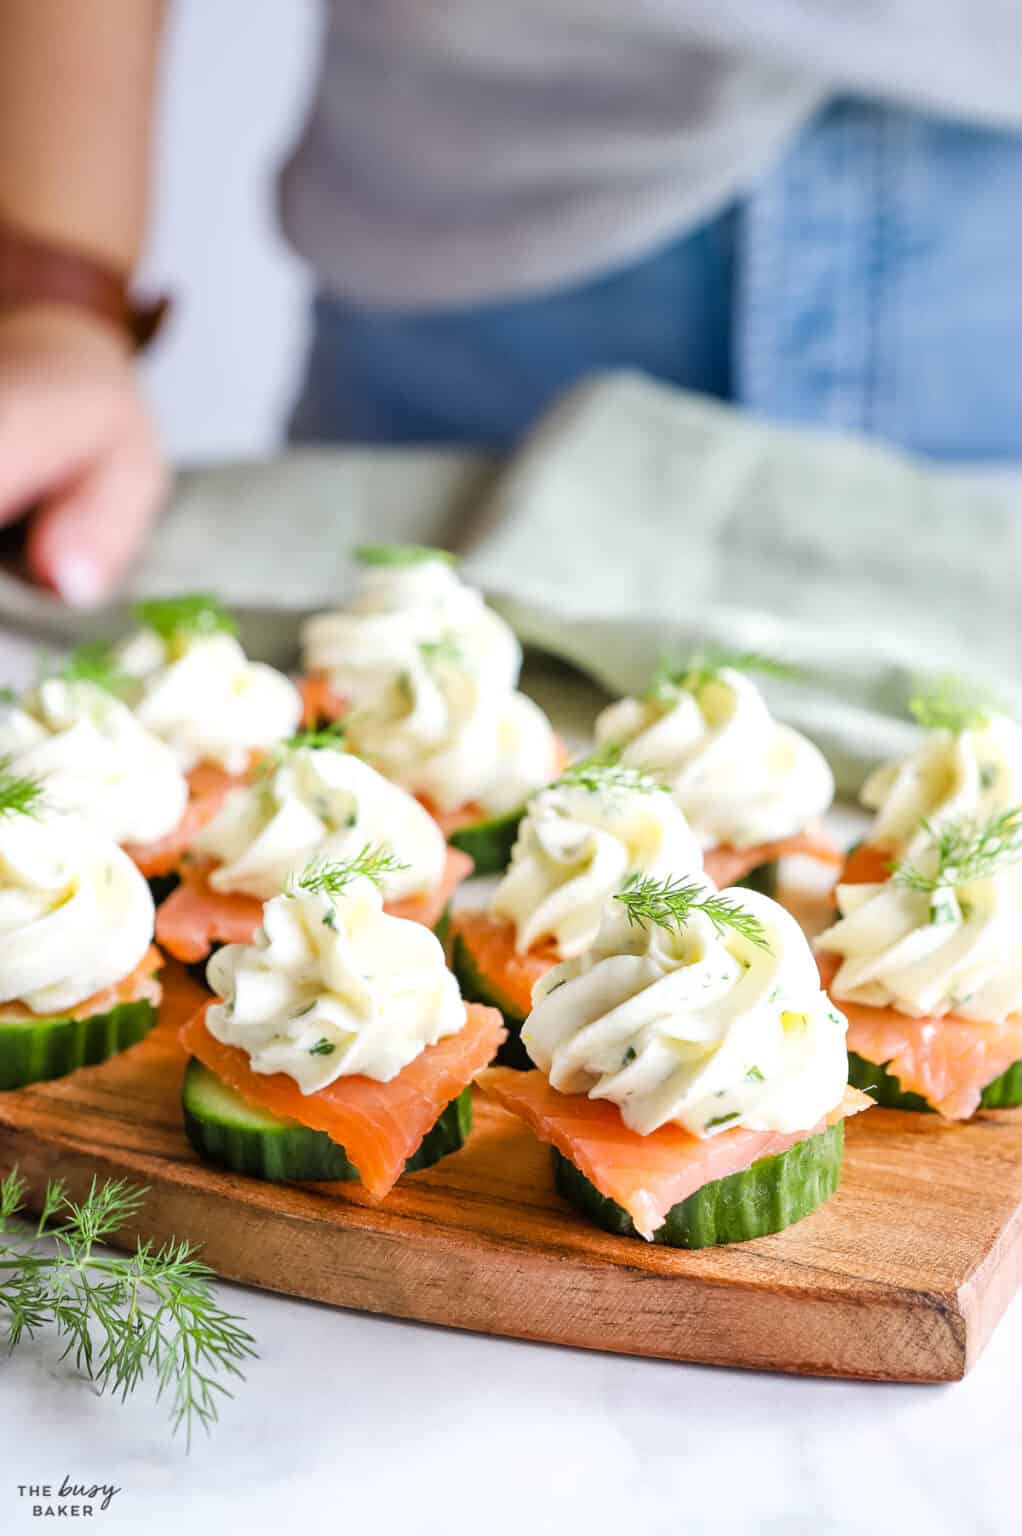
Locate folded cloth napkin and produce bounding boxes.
[1,371,1020,794]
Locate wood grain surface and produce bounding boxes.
[2,965,1021,1383]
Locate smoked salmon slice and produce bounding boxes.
[125,762,245,879]
[0,944,164,1024]
[180,1000,506,1198]
[816,949,1022,1119]
[479,1066,870,1239]
[297,673,348,728]
[703,822,842,889]
[449,910,559,1018]
[838,843,894,886]
[157,847,475,964]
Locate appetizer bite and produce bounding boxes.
[449,758,704,1066]
[179,850,505,1187]
[481,874,870,1247]
[301,544,562,873]
[843,676,1022,886]
[594,651,838,893]
[0,660,187,850]
[0,770,162,1091]
[155,728,472,966]
[114,595,303,893]
[817,807,1022,1117]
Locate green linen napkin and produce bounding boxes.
[1,371,1019,793]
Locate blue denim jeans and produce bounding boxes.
[290,100,1022,462]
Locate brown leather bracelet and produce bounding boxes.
[0,218,170,350]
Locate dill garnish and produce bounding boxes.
[353,544,457,568]
[0,760,45,819]
[55,641,133,699]
[133,594,238,643]
[0,1168,255,1447]
[891,806,1022,894]
[645,647,800,703]
[291,843,408,899]
[555,746,664,797]
[907,674,1004,735]
[615,873,772,952]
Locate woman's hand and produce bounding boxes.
[0,305,166,605]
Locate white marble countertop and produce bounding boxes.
[3,1277,1020,1536]
[0,639,1018,1536]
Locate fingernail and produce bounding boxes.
[53,553,106,608]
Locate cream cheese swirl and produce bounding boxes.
[117,630,302,774]
[301,555,521,708]
[0,811,155,1015]
[816,865,1022,1023]
[195,747,447,902]
[206,874,465,1090]
[346,662,558,815]
[0,680,188,846]
[524,890,849,1137]
[491,777,704,958]
[860,714,1022,858]
[595,668,834,849]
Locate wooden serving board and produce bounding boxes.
[2,965,1022,1383]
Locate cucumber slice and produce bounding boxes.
[182,1058,473,1182]
[847,1050,1022,1113]
[736,859,779,898]
[433,903,452,951]
[0,1000,157,1092]
[553,1122,844,1248]
[450,930,531,1070]
[448,807,523,877]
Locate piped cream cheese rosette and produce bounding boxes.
[479,874,869,1245]
[299,546,562,869]
[111,596,302,886]
[155,734,472,965]
[300,544,521,724]
[178,850,506,1193]
[448,758,705,1065]
[843,676,1022,888]
[817,804,1022,1118]
[594,653,837,891]
[0,675,188,848]
[0,769,162,1090]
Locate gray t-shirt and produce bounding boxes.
[279,2,1022,310]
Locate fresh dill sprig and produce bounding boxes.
[645,647,800,703]
[133,594,238,643]
[291,843,408,899]
[419,635,464,668]
[353,543,457,568]
[55,641,133,699]
[892,806,1022,894]
[908,673,1004,735]
[282,720,348,754]
[0,1168,256,1447]
[615,873,772,952]
[556,745,665,797]
[0,759,45,819]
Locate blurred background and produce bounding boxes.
[139,0,321,462]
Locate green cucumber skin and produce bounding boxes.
[735,859,779,898]
[182,1058,473,1183]
[449,930,531,1070]
[0,1000,157,1092]
[847,1050,1022,1113]
[553,1122,844,1248]
[448,809,523,877]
